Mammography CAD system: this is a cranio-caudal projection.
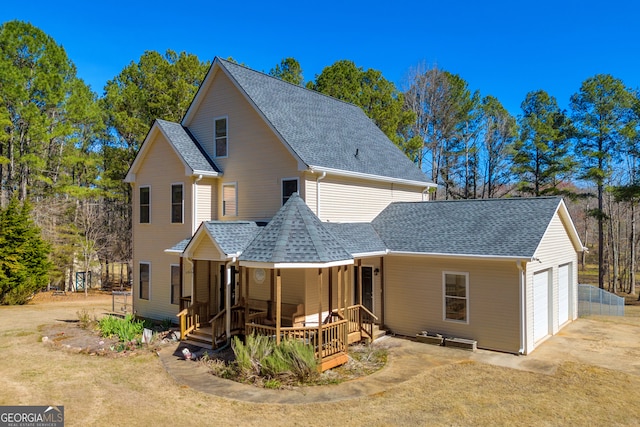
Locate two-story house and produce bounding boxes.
[125,58,583,369]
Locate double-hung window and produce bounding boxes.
[170,265,180,305]
[282,178,298,205]
[171,183,183,223]
[139,186,150,223]
[443,272,468,322]
[139,262,150,300]
[214,117,228,158]
[222,183,237,216]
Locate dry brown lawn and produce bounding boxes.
[1,292,639,426]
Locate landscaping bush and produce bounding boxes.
[231,334,318,385]
[98,314,146,343]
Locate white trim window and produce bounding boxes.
[443,271,469,323]
[139,186,150,223]
[222,183,237,216]
[140,262,151,300]
[171,183,184,223]
[214,116,228,158]
[170,264,180,305]
[281,178,299,205]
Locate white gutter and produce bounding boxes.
[193,175,203,234]
[388,250,534,262]
[517,260,527,355]
[309,165,436,188]
[316,171,327,218]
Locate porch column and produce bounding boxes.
[356,259,362,305]
[328,267,333,316]
[337,266,342,317]
[275,269,282,345]
[317,268,323,361]
[343,265,348,312]
[225,262,231,343]
[244,267,250,331]
[379,257,385,327]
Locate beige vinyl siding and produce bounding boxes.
[384,255,521,353]
[183,70,301,221]
[317,175,425,222]
[245,268,305,304]
[132,133,194,321]
[525,212,578,353]
[194,260,211,304]
[194,178,216,225]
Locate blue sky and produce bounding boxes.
[3,0,639,116]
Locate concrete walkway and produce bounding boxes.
[158,318,640,404]
[158,336,474,404]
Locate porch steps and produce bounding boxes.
[185,326,213,348]
[319,352,349,372]
[347,325,386,344]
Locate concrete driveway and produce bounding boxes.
[469,317,640,376]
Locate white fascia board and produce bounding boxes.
[163,249,183,254]
[239,259,354,269]
[352,251,388,258]
[192,169,221,178]
[388,250,532,262]
[308,165,436,188]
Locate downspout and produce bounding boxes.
[316,171,327,219]
[193,174,203,233]
[224,256,237,344]
[517,260,526,355]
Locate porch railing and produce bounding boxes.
[177,301,209,340]
[340,304,378,340]
[210,305,246,346]
[245,319,348,361]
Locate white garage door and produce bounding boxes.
[533,270,549,342]
[558,264,570,326]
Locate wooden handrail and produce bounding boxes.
[176,301,208,340]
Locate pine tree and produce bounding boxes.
[0,197,52,304]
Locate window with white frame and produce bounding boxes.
[214,117,228,158]
[443,272,468,322]
[171,183,183,223]
[222,183,237,216]
[139,262,150,300]
[139,186,150,223]
[170,264,180,305]
[281,178,298,205]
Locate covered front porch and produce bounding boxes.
[176,193,378,371]
[178,264,377,371]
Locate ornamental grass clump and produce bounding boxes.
[231,334,318,386]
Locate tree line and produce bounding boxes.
[0,20,637,303]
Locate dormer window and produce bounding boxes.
[215,117,228,158]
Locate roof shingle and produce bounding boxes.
[217,58,431,184]
[372,197,563,258]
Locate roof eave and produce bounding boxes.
[387,250,533,262]
[239,259,354,269]
[309,165,435,188]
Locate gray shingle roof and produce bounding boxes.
[217,58,431,184]
[156,119,220,175]
[323,223,387,256]
[240,193,353,264]
[202,221,261,255]
[166,238,191,253]
[372,197,563,258]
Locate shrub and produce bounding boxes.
[98,314,145,343]
[231,334,318,385]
